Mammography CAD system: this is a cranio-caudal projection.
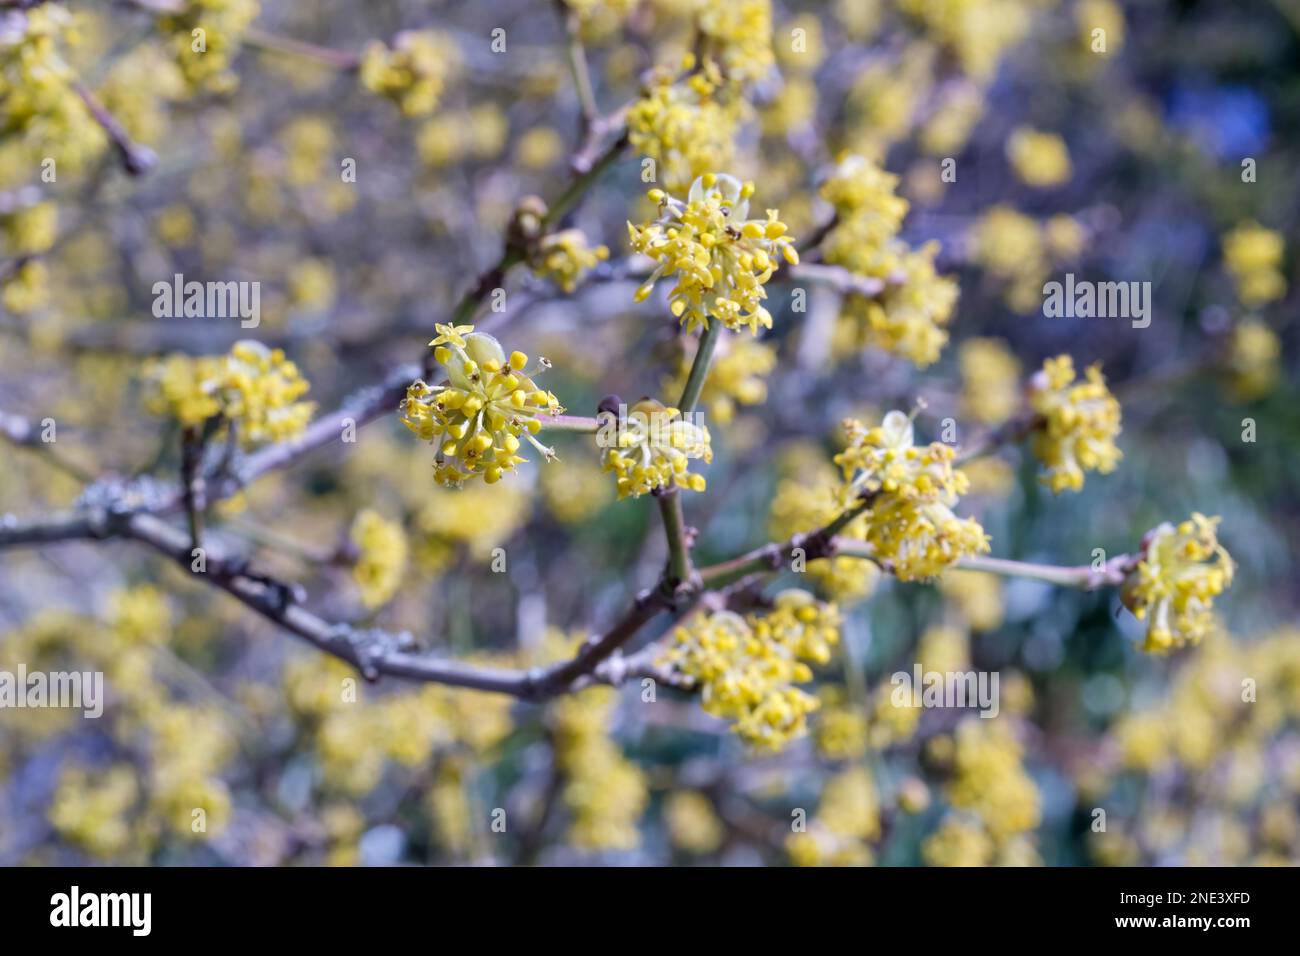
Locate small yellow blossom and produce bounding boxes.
[694,0,775,84]
[959,338,1022,426]
[786,766,879,866]
[223,341,316,445]
[600,398,712,498]
[1028,355,1122,493]
[662,334,775,424]
[143,341,314,446]
[1,201,58,256]
[664,791,725,854]
[627,60,742,195]
[1223,221,1286,308]
[531,229,609,292]
[1006,127,1072,187]
[1122,513,1234,653]
[628,173,798,336]
[400,325,561,486]
[834,410,990,580]
[551,687,647,851]
[1224,317,1280,401]
[359,30,458,117]
[350,510,408,609]
[661,590,840,750]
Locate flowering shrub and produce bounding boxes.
[0,0,1294,871]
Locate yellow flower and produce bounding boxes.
[1006,126,1072,188]
[1122,513,1234,653]
[786,766,879,866]
[1,201,58,256]
[834,410,990,580]
[851,241,958,367]
[400,327,561,486]
[350,510,408,609]
[359,30,458,117]
[1028,355,1122,493]
[819,156,958,366]
[2,260,49,314]
[946,718,1041,842]
[1224,317,1280,401]
[49,764,139,859]
[159,0,260,94]
[664,791,725,854]
[551,686,647,851]
[662,334,775,425]
[223,341,315,446]
[628,173,798,335]
[939,570,1005,632]
[693,0,775,84]
[142,341,314,446]
[531,229,609,292]
[959,338,1021,426]
[922,818,995,867]
[768,453,881,603]
[627,60,742,195]
[106,586,171,646]
[600,398,712,498]
[1223,221,1286,308]
[1077,0,1126,53]
[661,590,840,750]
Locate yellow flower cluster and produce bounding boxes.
[284,654,513,796]
[693,0,775,84]
[1,201,58,257]
[146,704,235,840]
[0,6,106,170]
[542,455,614,524]
[853,242,959,368]
[663,790,725,854]
[1006,126,1072,187]
[946,718,1042,842]
[898,0,1036,80]
[143,341,314,447]
[661,590,841,750]
[627,60,742,195]
[1222,221,1286,308]
[49,765,140,859]
[400,324,561,486]
[1121,513,1234,653]
[959,337,1022,426]
[531,229,609,293]
[159,0,260,94]
[1028,355,1122,493]
[939,570,1005,632]
[834,411,990,580]
[1102,627,1300,864]
[820,155,958,367]
[1078,0,1126,53]
[413,480,531,569]
[768,450,881,603]
[629,173,798,335]
[2,260,48,313]
[922,718,1041,866]
[970,205,1088,312]
[814,689,869,761]
[600,398,712,498]
[564,0,638,31]
[359,30,458,117]
[1224,317,1280,401]
[786,767,880,866]
[662,334,775,425]
[349,510,408,609]
[551,687,648,851]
